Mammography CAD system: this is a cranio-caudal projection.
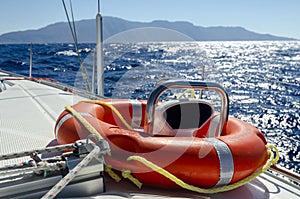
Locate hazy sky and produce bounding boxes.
[0,0,299,39]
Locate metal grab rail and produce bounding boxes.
[270,165,300,184]
[146,79,229,135]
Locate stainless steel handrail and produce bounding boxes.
[146,79,229,135]
[270,165,300,184]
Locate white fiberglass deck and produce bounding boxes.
[0,72,86,158]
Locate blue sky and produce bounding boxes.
[0,0,299,39]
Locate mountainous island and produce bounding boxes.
[0,16,295,44]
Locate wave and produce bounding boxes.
[0,41,299,174]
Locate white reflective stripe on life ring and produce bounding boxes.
[55,112,92,138]
[204,137,234,187]
[130,100,143,129]
[207,114,221,137]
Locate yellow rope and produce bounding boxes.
[105,165,122,182]
[122,169,143,189]
[65,105,103,140]
[65,102,140,185]
[127,144,279,194]
[178,89,195,99]
[65,101,280,193]
[80,100,133,130]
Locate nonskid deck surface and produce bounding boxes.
[0,71,299,199]
[0,72,86,166]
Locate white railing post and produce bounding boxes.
[96,2,104,96]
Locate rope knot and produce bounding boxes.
[122,169,143,189]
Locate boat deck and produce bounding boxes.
[0,71,299,199]
[0,72,86,164]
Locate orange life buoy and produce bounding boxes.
[55,99,268,189]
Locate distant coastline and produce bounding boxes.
[0,16,296,44]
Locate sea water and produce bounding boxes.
[0,41,299,174]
